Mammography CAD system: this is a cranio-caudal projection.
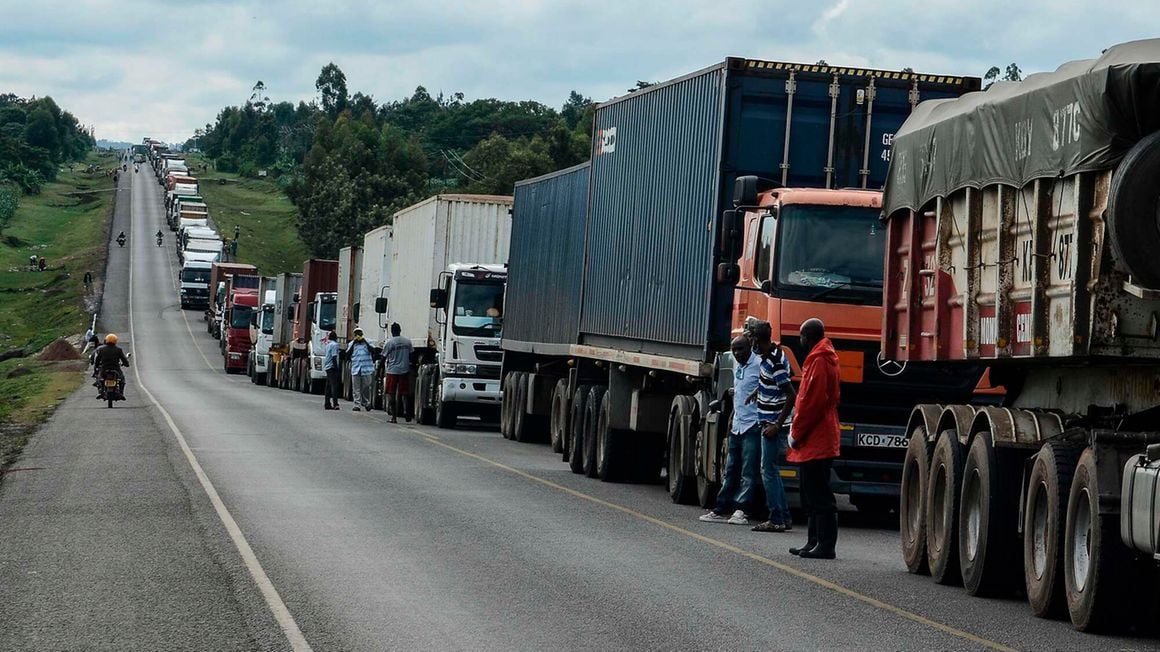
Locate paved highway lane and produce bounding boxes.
[5,165,1157,650]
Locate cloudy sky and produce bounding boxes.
[2,0,1158,143]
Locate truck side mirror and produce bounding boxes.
[716,263,740,285]
[734,176,759,207]
[760,279,773,295]
[353,303,360,324]
[719,209,742,263]
[306,304,314,322]
[430,288,447,310]
[286,305,295,321]
[374,297,388,314]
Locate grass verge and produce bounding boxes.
[183,156,309,275]
[0,151,117,476]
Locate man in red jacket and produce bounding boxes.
[787,318,841,560]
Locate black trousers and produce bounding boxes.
[799,458,837,517]
[324,368,342,406]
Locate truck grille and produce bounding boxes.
[474,345,502,362]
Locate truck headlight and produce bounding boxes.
[313,356,323,370]
[455,364,477,375]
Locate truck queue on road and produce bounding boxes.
[143,41,1160,637]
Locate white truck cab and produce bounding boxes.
[249,285,277,384]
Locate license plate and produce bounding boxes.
[855,433,907,448]
[104,379,117,387]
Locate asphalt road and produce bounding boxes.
[2,164,1157,650]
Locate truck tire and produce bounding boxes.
[1107,130,1160,288]
[1024,441,1081,619]
[926,430,965,584]
[256,372,266,387]
[696,417,724,509]
[667,396,697,504]
[415,366,435,425]
[550,379,569,454]
[567,384,592,474]
[435,389,457,429]
[901,426,934,575]
[310,379,325,395]
[1064,447,1134,632]
[595,392,627,482]
[500,374,514,440]
[958,433,1022,597]
[582,386,606,478]
[512,373,534,443]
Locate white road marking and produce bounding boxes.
[127,172,313,652]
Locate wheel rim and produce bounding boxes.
[1071,487,1092,592]
[905,457,923,545]
[964,468,982,561]
[930,463,947,550]
[1031,481,1049,579]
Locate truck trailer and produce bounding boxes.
[283,259,338,394]
[500,57,982,510]
[379,195,512,427]
[207,262,258,339]
[267,272,303,389]
[247,276,279,385]
[883,40,1160,633]
[336,245,364,400]
[222,276,259,374]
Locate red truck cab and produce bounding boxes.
[224,283,259,374]
[730,185,993,511]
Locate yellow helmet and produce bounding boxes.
[105,333,118,344]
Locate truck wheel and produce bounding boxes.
[550,379,569,454]
[582,386,606,478]
[958,433,1022,597]
[695,426,721,509]
[256,372,266,387]
[595,392,627,482]
[1024,441,1081,619]
[512,373,534,443]
[247,358,255,382]
[927,430,966,584]
[901,426,934,575]
[415,366,435,425]
[1107,130,1160,288]
[1064,447,1135,632]
[567,385,592,474]
[435,390,457,429]
[310,379,325,395]
[500,374,514,440]
[667,396,697,504]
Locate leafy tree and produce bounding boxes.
[561,91,592,130]
[0,183,18,235]
[457,132,555,195]
[316,63,349,119]
[984,63,1023,89]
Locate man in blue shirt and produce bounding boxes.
[748,321,796,533]
[322,331,341,410]
[699,335,763,525]
[347,327,376,412]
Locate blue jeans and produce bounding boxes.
[714,424,761,515]
[762,428,791,524]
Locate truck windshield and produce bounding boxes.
[318,300,337,331]
[261,307,275,334]
[231,306,252,329]
[452,281,504,337]
[181,268,210,284]
[776,205,884,303]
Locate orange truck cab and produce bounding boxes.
[730,182,995,510]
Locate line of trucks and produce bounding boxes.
[165,42,1160,635]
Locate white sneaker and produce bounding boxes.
[727,510,750,525]
[698,511,730,523]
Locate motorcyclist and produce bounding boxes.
[155,229,164,246]
[116,231,127,247]
[92,333,130,398]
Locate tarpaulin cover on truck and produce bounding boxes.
[884,39,1160,217]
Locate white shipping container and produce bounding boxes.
[359,225,394,345]
[336,245,364,343]
[389,195,512,349]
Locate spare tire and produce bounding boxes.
[1107,130,1160,288]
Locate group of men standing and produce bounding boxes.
[699,318,842,561]
[320,322,415,423]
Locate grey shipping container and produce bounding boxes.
[580,58,979,362]
[504,162,589,353]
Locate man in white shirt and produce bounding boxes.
[699,335,763,525]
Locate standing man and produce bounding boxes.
[233,224,240,241]
[83,270,93,294]
[787,318,841,559]
[322,331,341,411]
[699,335,762,525]
[347,328,375,412]
[748,321,796,533]
[382,323,413,424]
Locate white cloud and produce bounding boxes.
[0,0,1157,142]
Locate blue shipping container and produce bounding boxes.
[580,58,978,362]
[504,162,590,352]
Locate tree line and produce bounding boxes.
[191,63,594,257]
[0,93,95,235]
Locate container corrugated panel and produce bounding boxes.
[272,273,301,347]
[504,162,590,350]
[358,225,393,343]
[336,246,363,341]
[581,58,979,362]
[389,195,512,347]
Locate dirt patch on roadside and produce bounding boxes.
[38,338,81,361]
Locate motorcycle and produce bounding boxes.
[98,369,125,408]
[116,235,126,248]
[156,235,163,247]
[122,164,127,172]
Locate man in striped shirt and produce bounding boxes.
[747,321,796,533]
